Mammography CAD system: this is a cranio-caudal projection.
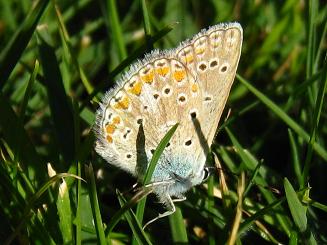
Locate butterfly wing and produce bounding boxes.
[175,22,243,147]
[94,23,243,225]
[94,23,242,185]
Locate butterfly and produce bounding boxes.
[94,22,242,226]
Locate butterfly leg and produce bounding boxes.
[143,194,176,229]
[172,196,186,202]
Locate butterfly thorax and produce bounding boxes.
[146,154,205,202]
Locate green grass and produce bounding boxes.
[1,0,327,244]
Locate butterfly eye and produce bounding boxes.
[202,167,211,182]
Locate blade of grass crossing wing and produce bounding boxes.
[135,123,179,225]
[143,123,179,184]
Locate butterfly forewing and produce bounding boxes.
[175,23,243,148]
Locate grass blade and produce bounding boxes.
[0,93,43,180]
[237,74,327,161]
[85,164,106,245]
[116,190,152,245]
[105,0,127,60]
[169,207,188,243]
[284,178,307,232]
[19,60,39,123]
[0,0,49,89]
[135,123,179,227]
[141,0,152,49]
[302,62,327,184]
[37,25,75,165]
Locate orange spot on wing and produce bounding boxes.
[156,67,170,76]
[191,83,198,93]
[127,81,142,95]
[140,70,154,84]
[114,96,130,110]
[173,70,186,82]
[105,124,116,134]
[106,135,113,143]
[112,116,121,124]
